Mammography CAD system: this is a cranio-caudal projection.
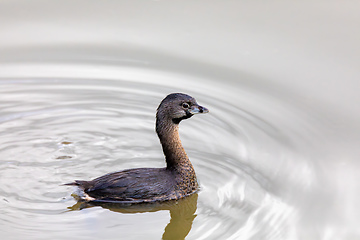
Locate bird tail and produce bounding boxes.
[63,180,91,189]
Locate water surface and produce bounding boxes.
[0,1,359,240]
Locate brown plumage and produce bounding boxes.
[65,93,209,203]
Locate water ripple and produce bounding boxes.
[0,63,315,239]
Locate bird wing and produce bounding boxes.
[85,168,175,201]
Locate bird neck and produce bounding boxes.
[156,118,192,170]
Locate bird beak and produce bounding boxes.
[189,105,209,114]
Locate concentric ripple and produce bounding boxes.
[0,62,319,239]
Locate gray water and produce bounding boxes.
[0,1,359,240]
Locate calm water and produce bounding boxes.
[1,1,359,240]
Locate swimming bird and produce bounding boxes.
[65,93,209,203]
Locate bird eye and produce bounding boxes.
[182,102,189,108]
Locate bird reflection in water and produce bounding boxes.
[68,193,198,240]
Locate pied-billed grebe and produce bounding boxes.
[66,93,209,203]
